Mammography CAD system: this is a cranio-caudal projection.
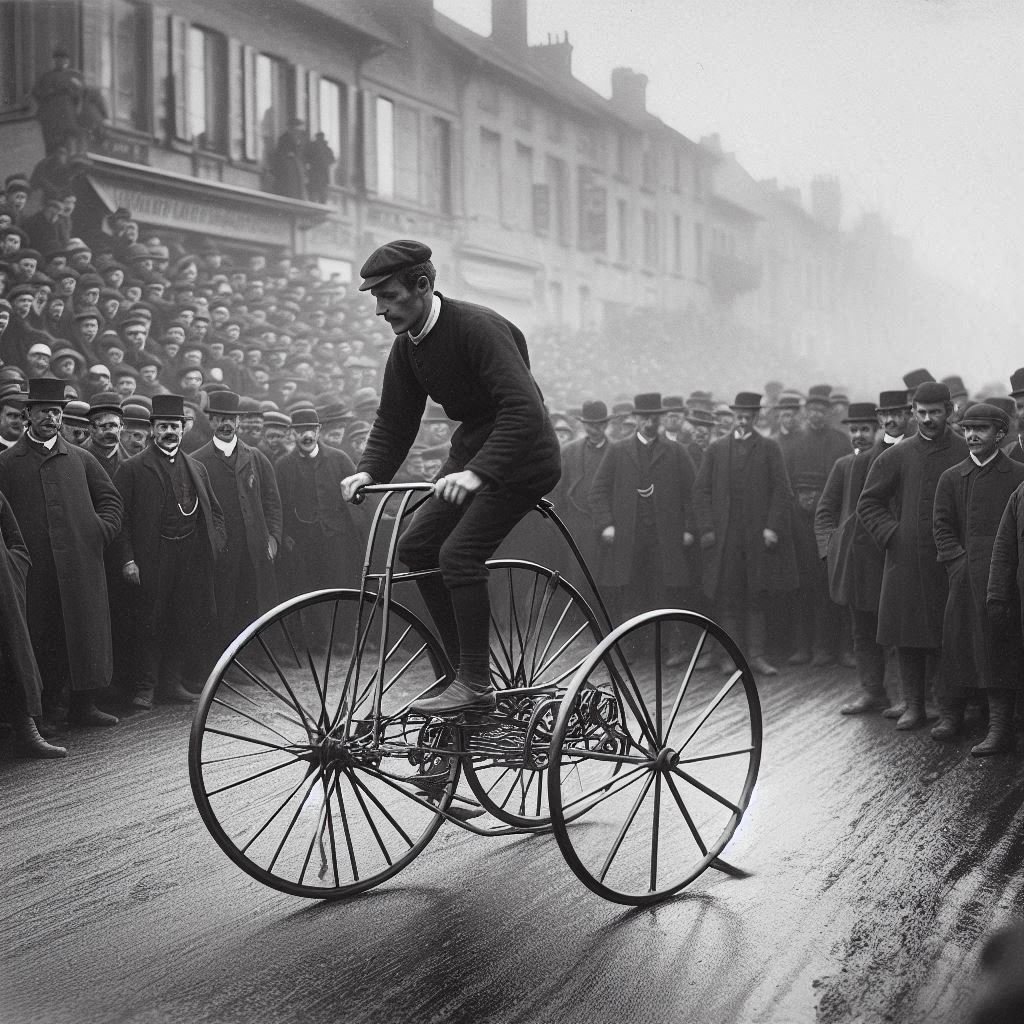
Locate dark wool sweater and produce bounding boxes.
[357,295,561,497]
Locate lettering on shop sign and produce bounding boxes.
[105,185,293,245]
[367,204,455,239]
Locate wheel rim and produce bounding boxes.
[548,610,762,905]
[189,589,459,898]
[460,561,606,831]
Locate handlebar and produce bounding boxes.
[351,481,437,505]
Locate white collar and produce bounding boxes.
[299,443,320,459]
[213,435,238,456]
[636,431,656,446]
[971,449,1000,467]
[29,430,57,450]
[156,443,181,460]
[883,433,903,445]
[409,294,442,345]
[733,430,753,442]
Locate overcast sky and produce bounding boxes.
[436,0,1023,322]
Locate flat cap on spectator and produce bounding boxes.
[262,410,291,428]
[959,402,1010,431]
[121,402,151,427]
[358,239,432,291]
[27,342,53,357]
[7,283,38,300]
[903,368,935,391]
[50,347,86,371]
[63,400,90,425]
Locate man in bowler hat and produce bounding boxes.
[341,239,561,716]
[192,390,282,655]
[113,394,225,709]
[693,392,799,676]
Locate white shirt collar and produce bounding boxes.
[409,294,442,345]
[733,430,753,441]
[636,431,655,446]
[883,433,903,445]
[299,443,320,459]
[971,449,1000,467]
[29,430,58,450]
[213,435,238,456]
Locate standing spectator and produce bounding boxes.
[81,391,127,479]
[693,391,799,676]
[589,393,697,647]
[113,394,225,709]
[815,401,892,715]
[304,131,335,204]
[858,382,969,730]
[932,403,1024,751]
[269,118,307,200]
[0,377,123,730]
[0,490,66,757]
[0,383,27,453]
[31,48,85,155]
[192,390,282,656]
[119,402,151,457]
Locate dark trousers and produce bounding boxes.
[850,607,886,694]
[897,647,938,704]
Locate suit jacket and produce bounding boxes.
[0,493,43,715]
[814,439,887,611]
[857,427,969,647]
[589,435,697,588]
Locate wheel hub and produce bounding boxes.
[655,746,680,770]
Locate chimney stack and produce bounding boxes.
[611,67,648,117]
[491,0,528,53]
[529,32,573,78]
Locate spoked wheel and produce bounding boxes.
[189,589,462,899]
[548,610,762,905]
[459,561,606,833]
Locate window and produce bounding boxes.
[394,104,419,202]
[616,199,629,262]
[643,209,658,269]
[545,155,569,246]
[546,110,563,143]
[577,167,606,253]
[375,97,395,198]
[615,133,629,179]
[317,78,348,186]
[477,79,499,114]
[95,1,150,132]
[694,223,705,278]
[513,95,532,131]
[478,128,502,222]
[513,143,533,230]
[186,27,226,151]
[252,52,292,164]
[2,2,82,115]
[673,214,682,273]
[426,116,452,214]
[641,142,656,191]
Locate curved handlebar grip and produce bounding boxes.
[351,487,365,505]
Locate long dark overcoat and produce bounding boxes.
[857,428,969,648]
[588,436,697,589]
[193,439,283,614]
[933,452,1024,690]
[112,445,224,630]
[0,493,43,715]
[550,437,610,580]
[692,432,798,600]
[0,434,123,690]
[988,482,1024,666]
[814,440,887,610]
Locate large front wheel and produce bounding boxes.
[548,610,761,905]
[189,589,459,899]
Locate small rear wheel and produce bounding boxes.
[548,610,761,905]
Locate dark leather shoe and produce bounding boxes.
[70,703,119,727]
[930,717,961,741]
[895,705,926,730]
[131,685,155,711]
[14,716,68,758]
[840,693,888,716]
[749,656,779,677]
[787,650,811,666]
[36,718,65,739]
[410,679,496,717]
[882,702,906,720]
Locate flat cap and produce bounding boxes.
[959,402,1010,431]
[358,239,432,291]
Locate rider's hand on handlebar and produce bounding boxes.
[435,470,483,506]
[341,471,374,503]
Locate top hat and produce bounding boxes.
[88,392,124,418]
[941,375,968,399]
[291,408,320,428]
[877,390,910,411]
[578,400,610,424]
[206,390,240,416]
[843,402,878,424]
[25,377,71,406]
[663,395,684,411]
[358,240,433,291]
[150,394,186,421]
[1009,368,1024,398]
[729,392,763,411]
[632,393,666,416]
[805,384,832,407]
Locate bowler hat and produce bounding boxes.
[959,402,1010,431]
[121,402,151,427]
[150,394,186,421]
[685,408,716,428]
[902,368,935,391]
[1009,369,1024,398]
[686,390,714,412]
[843,402,878,424]
[578,400,610,424]
[358,239,433,291]
[805,384,832,407]
[983,397,1016,421]
[633,393,666,416]
[88,392,124,418]
[877,390,910,411]
[63,400,90,425]
[25,377,70,406]
[49,348,86,372]
[262,410,291,428]
[913,381,951,405]
[206,390,240,416]
[729,392,763,411]
[291,408,320,428]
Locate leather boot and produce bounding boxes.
[69,701,119,727]
[930,691,967,741]
[882,703,906,720]
[896,678,927,730]
[971,691,1016,756]
[14,716,68,759]
[410,677,496,717]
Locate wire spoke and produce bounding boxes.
[597,772,655,883]
[664,771,708,856]
[676,746,755,766]
[558,762,650,813]
[211,696,301,746]
[650,772,662,892]
[665,629,709,735]
[238,765,319,855]
[672,767,742,814]
[204,755,306,797]
[677,671,742,752]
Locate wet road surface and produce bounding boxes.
[4,659,1024,1024]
